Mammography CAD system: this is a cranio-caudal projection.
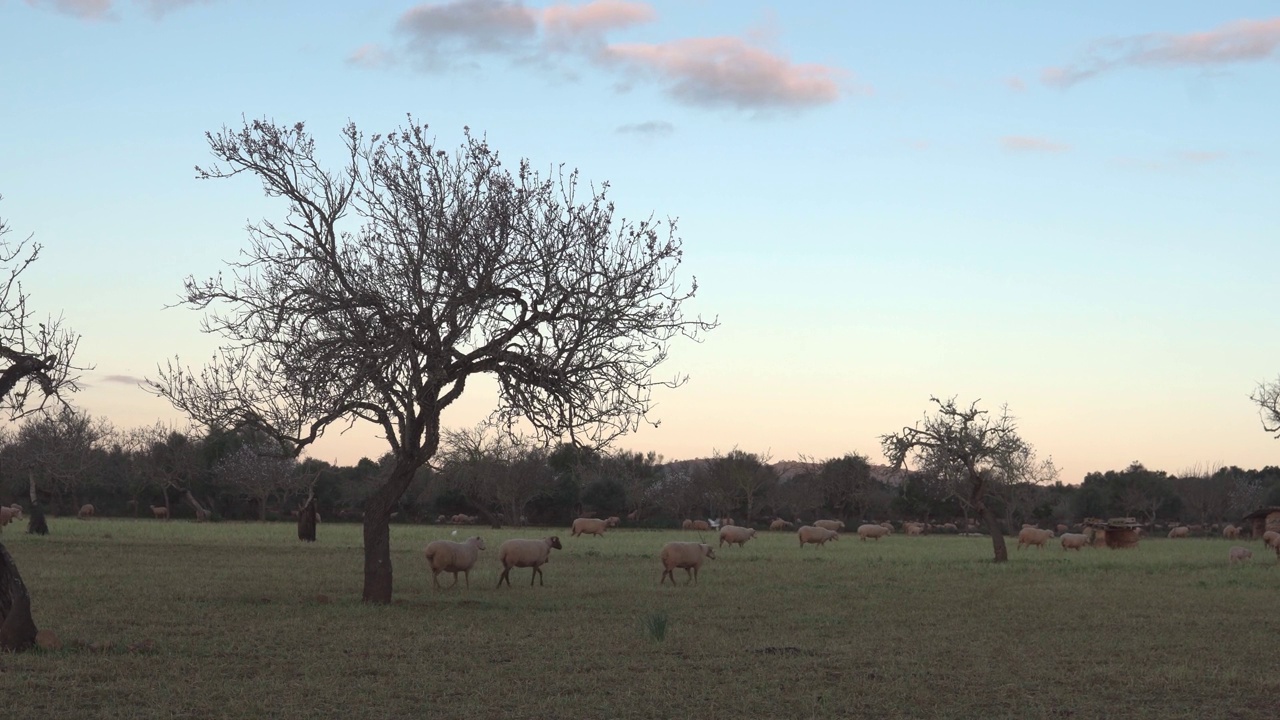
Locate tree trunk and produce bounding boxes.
[981,503,1008,563]
[297,497,317,542]
[179,489,209,521]
[362,460,421,604]
[0,542,38,652]
[27,477,48,536]
[258,494,268,522]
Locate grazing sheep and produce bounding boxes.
[941,522,958,532]
[690,520,710,531]
[659,542,715,585]
[571,517,611,538]
[423,536,486,589]
[1060,533,1090,551]
[1056,524,1068,534]
[904,522,925,536]
[1262,530,1280,549]
[496,536,563,587]
[718,525,757,548]
[605,516,621,527]
[878,521,894,533]
[1168,526,1190,539]
[77,504,95,519]
[1229,546,1253,564]
[1017,527,1055,550]
[150,505,169,520]
[0,506,22,527]
[769,518,793,531]
[857,524,890,541]
[797,525,839,547]
[814,519,845,532]
[1223,525,1241,539]
[681,519,693,530]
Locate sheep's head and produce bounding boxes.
[702,545,716,560]
[548,536,563,550]
[472,537,487,550]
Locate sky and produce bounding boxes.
[1,0,1278,483]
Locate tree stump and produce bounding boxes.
[0,542,38,651]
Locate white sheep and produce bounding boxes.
[903,522,925,536]
[857,524,890,541]
[1222,525,1241,539]
[151,505,169,520]
[571,517,611,538]
[799,525,840,547]
[1017,527,1055,549]
[659,542,715,585]
[1168,526,1190,539]
[718,525,757,548]
[814,519,845,532]
[769,518,793,531]
[496,536,563,587]
[1060,533,1089,551]
[0,505,21,527]
[1229,546,1253,564]
[423,536,486,589]
[1262,530,1280,549]
[77,504,95,519]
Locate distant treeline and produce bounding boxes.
[2,408,1277,528]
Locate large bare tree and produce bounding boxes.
[148,118,714,602]
[882,397,1050,563]
[0,197,83,418]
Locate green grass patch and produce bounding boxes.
[2,520,1278,719]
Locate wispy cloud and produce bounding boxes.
[25,0,113,20]
[1001,135,1071,153]
[1177,150,1227,165]
[347,43,394,69]
[1004,76,1026,93]
[98,373,145,385]
[1044,17,1280,87]
[372,0,849,112]
[616,120,674,136]
[606,36,843,110]
[26,0,212,20]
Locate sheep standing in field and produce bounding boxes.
[857,524,890,541]
[1168,526,1190,539]
[496,536,563,587]
[814,519,844,532]
[878,521,894,533]
[77,504,95,519]
[681,519,693,530]
[1056,523,1069,534]
[798,525,839,547]
[1229,546,1253,564]
[423,536,486,589]
[571,517,612,538]
[1262,530,1280,549]
[689,520,710,531]
[1060,533,1090,551]
[904,522,925,536]
[150,505,169,520]
[0,505,22,527]
[1223,525,1241,539]
[718,525,757,548]
[1017,527,1055,550]
[605,516,621,527]
[769,518,793,531]
[659,542,715,586]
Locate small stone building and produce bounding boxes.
[1243,507,1280,538]
[1083,517,1142,549]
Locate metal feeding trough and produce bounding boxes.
[1082,517,1142,549]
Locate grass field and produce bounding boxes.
[2,519,1278,719]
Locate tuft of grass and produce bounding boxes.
[640,610,669,642]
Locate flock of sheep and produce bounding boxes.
[420,515,1280,589]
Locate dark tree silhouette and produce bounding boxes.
[297,495,317,542]
[882,397,1051,563]
[149,118,714,603]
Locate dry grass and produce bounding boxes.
[3,519,1279,719]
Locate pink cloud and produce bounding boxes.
[607,36,843,110]
[137,0,211,18]
[542,0,654,37]
[25,0,113,20]
[1045,17,1280,87]
[1001,135,1071,153]
[1004,76,1026,92]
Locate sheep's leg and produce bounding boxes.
[463,570,470,588]
[431,571,441,590]
[496,568,510,588]
[446,572,459,589]
[684,568,693,585]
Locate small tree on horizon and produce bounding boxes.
[148,118,714,603]
[881,396,1051,563]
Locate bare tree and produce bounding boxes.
[0,197,84,419]
[882,397,1049,563]
[612,449,663,521]
[147,118,714,602]
[437,425,553,527]
[215,442,297,521]
[7,406,110,515]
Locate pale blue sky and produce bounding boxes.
[1,0,1278,482]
